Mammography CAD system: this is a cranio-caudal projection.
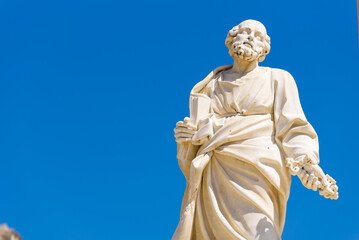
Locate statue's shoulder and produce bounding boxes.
[268,67,299,91]
[191,65,232,94]
[269,67,296,84]
[269,67,293,78]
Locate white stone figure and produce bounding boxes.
[173,20,338,240]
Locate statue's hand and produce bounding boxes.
[298,168,321,191]
[174,117,197,143]
[298,165,339,200]
[287,155,339,199]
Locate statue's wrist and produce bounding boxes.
[286,153,319,176]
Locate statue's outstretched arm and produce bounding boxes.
[272,69,339,200]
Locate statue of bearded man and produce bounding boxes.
[172,20,338,240]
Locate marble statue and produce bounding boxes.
[172,20,338,240]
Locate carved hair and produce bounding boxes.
[225,25,271,62]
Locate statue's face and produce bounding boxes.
[228,20,268,62]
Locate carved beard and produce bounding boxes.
[231,40,262,62]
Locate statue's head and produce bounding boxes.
[225,20,271,62]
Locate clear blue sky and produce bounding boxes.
[0,0,358,239]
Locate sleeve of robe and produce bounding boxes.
[177,142,199,181]
[272,69,319,165]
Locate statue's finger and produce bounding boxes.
[312,179,320,191]
[174,127,196,135]
[176,137,192,143]
[175,133,193,139]
[298,169,306,178]
[176,121,184,127]
[176,121,196,130]
[184,117,196,128]
[302,174,309,186]
[307,175,314,189]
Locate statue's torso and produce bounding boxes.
[202,67,274,118]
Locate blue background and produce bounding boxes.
[0,0,358,239]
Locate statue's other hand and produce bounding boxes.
[174,117,197,143]
[297,168,321,191]
[298,166,339,199]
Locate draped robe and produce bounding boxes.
[173,65,319,240]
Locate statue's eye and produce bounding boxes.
[240,30,247,34]
[255,33,263,41]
